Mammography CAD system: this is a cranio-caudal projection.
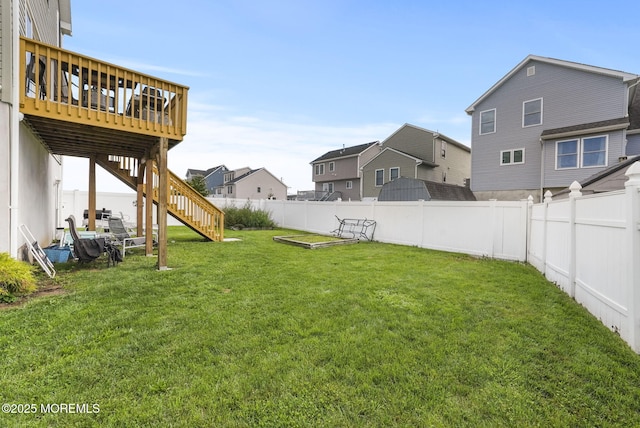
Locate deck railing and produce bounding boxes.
[20,37,188,140]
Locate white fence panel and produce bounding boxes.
[543,201,572,293]
[528,203,546,272]
[573,192,629,337]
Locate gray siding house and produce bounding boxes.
[186,165,228,194]
[361,124,471,199]
[466,55,640,201]
[311,142,381,200]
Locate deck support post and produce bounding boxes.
[156,137,169,270]
[88,156,97,231]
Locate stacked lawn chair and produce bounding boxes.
[107,217,152,258]
[65,216,121,266]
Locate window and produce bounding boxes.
[523,98,542,127]
[375,169,384,186]
[329,162,335,172]
[315,163,325,175]
[322,182,334,193]
[441,141,447,158]
[556,136,607,169]
[442,171,447,183]
[257,186,261,193]
[227,185,234,194]
[480,109,496,135]
[346,181,353,189]
[500,148,525,165]
[582,136,607,167]
[26,13,33,39]
[390,167,399,181]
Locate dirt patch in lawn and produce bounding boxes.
[0,282,66,310]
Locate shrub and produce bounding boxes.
[223,200,276,229]
[0,253,37,302]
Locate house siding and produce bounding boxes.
[22,0,60,45]
[312,144,382,200]
[0,103,9,250]
[433,138,470,186]
[543,129,625,188]
[384,125,436,163]
[470,59,631,194]
[234,169,287,200]
[0,0,66,254]
[0,0,5,102]
[361,150,418,198]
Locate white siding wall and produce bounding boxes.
[0,104,10,252]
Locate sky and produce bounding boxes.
[61,0,640,194]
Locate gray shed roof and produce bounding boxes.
[378,177,476,202]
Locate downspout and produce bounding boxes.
[9,0,20,258]
[539,138,544,203]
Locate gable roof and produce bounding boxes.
[186,165,227,178]
[226,168,286,186]
[312,142,379,163]
[466,55,640,114]
[383,123,470,152]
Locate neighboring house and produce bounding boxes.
[360,123,471,200]
[311,142,382,201]
[186,165,228,194]
[466,55,640,201]
[0,0,72,256]
[215,167,287,200]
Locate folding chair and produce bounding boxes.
[108,217,154,257]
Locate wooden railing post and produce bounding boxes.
[145,158,154,256]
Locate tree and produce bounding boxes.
[186,175,209,197]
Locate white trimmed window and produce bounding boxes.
[375,169,384,187]
[500,148,525,165]
[556,136,607,169]
[329,162,335,172]
[480,109,496,135]
[441,140,447,158]
[346,181,353,189]
[315,163,325,175]
[523,98,542,127]
[389,167,399,181]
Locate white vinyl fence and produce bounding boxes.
[528,162,640,353]
[65,162,640,352]
[219,198,530,261]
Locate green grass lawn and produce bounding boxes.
[1,227,639,427]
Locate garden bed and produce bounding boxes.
[273,234,359,249]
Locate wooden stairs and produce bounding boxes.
[96,155,224,241]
